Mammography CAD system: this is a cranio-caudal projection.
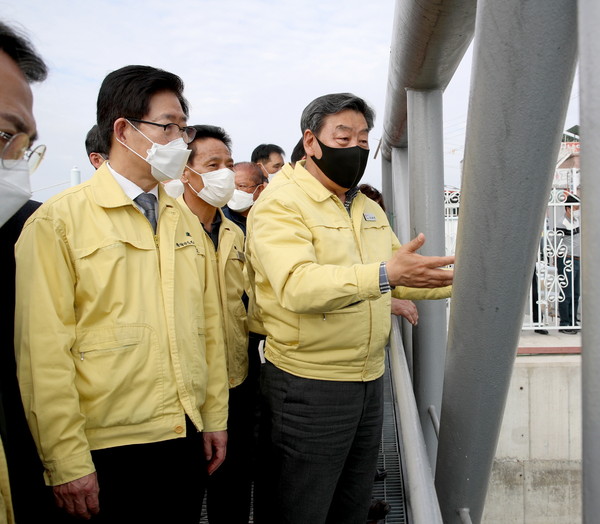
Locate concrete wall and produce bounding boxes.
[482,355,581,524]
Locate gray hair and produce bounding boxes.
[0,21,47,83]
[300,93,375,136]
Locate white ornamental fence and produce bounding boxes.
[444,188,581,332]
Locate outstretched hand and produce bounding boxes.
[386,233,454,288]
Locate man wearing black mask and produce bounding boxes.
[246,92,454,524]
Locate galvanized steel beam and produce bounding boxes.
[387,147,418,374]
[381,0,476,160]
[407,89,448,469]
[434,1,578,522]
[580,1,600,522]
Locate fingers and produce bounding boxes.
[401,233,426,254]
[207,447,226,475]
[424,255,455,269]
[53,472,100,520]
[203,438,213,464]
[86,490,101,516]
[73,493,93,520]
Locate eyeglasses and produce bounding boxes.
[126,118,197,144]
[0,131,46,174]
[236,182,262,193]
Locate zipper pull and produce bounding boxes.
[323,314,326,320]
[80,352,85,361]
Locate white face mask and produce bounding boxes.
[186,167,235,208]
[117,121,191,182]
[162,179,185,199]
[0,159,32,227]
[227,188,256,213]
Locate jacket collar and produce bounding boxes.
[90,163,138,209]
[291,161,336,203]
[90,163,176,210]
[291,161,359,206]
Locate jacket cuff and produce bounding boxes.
[355,262,384,300]
[43,450,95,487]
[200,410,228,433]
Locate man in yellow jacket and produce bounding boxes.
[246,93,453,524]
[14,66,228,523]
[166,124,254,524]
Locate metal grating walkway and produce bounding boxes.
[201,352,408,523]
[371,352,408,523]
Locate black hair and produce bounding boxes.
[300,93,375,136]
[251,143,285,164]
[190,124,232,148]
[0,20,47,83]
[85,124,108,157]
[358,183,385,211]
[290,138,305,165]
[97,65,189,155]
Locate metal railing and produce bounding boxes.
[388,317,443,524]
[382,0,578,522]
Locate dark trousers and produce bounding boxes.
[558,256,581,326]
[52,418,208,523]
[206,375,258,524]
[258,361,383,524]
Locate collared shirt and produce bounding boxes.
[222,206,247,235]
[106,162,159,217]
[344,186,360,215]
[204,210,222,250]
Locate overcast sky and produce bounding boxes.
[3,1,579,202]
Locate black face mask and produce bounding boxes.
[311,136,369,189]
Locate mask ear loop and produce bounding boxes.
[115,119,155,162]
[126,119,155,144]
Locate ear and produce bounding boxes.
[113,117,130,144]
[303,129,319,159]
[89,153,105,170]
[181,168,190,183]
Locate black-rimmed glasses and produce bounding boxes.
[127,118,197,144]
[0,131,46,174]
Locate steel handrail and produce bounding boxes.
[388,318,443,524]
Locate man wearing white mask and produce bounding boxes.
[251,143,285,181]
[223,161,266,234]
[15,65,228,523]
[167,125,253,524]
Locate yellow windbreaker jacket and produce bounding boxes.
[14,165,228,486]
[185,203,248,388]
[246,162,450,382]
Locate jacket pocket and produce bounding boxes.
[72,324,164,429]
[72,238,157,309]
[297,304,369,364]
